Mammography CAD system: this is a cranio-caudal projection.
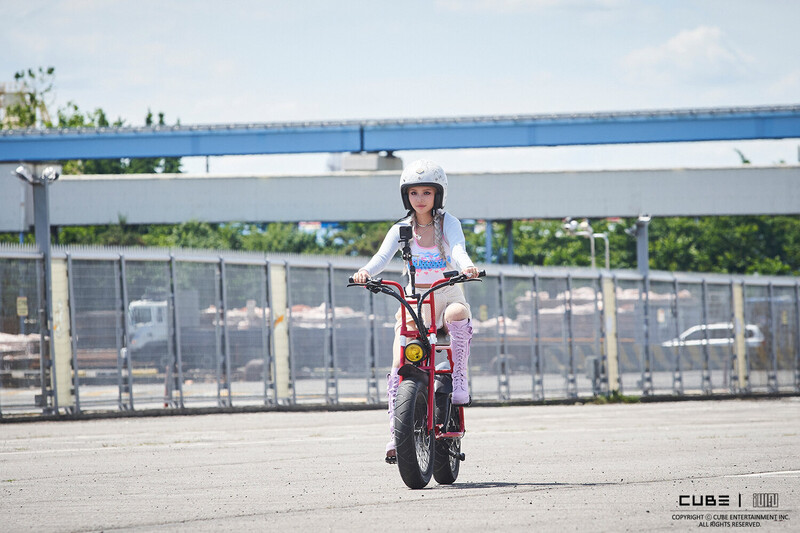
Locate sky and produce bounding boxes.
[2,0,799,176]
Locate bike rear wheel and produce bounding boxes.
[394,378,433,489]
[433,390,461,484]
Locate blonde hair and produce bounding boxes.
[432,209,447,262]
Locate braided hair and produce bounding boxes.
[431,209,447,262]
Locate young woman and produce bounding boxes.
[351,159,479,462]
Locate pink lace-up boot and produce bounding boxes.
[447,318,473,405]
[385,367,400,463]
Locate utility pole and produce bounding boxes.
[635,215,650,277]
[14,164,60,413]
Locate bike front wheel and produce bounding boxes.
[394,378,433,489]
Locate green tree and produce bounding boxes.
[123,110,182,174]
[58,104,181,175]
[1,66,56,129]
[57,216,147,246]
[319,221,393,256]
[241,223,319,253]
[57,102,126,174]
[141,221,243,250]
[1,66,181,175]
[650,216,800,275]
[0,66,186,246]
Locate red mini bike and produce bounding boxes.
[349,226,484,489]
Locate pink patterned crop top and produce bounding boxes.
[410,239,450,285]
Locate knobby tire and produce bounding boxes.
[394,378,433,489]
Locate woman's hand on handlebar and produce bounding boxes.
[352,269,370,284]
[462,266,480,279]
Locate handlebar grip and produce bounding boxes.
[348,277,355,283]
[478,270,486,278]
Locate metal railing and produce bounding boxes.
[1,245,798,417]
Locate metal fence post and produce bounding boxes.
[604,274,621,395]
[497,272,510,401]
[212,261,223,405]
[672,275,683,395]
[66,253,80,413]
[700,279,712,394]
[326,263,339,405]
[112,259,127,410]
[741,281,752,393]
[367,290,380,404]
[219,258,232,407]
[795,282,800,392]
[727,281,736,394]
[262,260,275,406]
[531,273,543,401]
[119,255,134,410]
[565,274,577,398]
[767,283,778,393]
[168,255,185,408]
[592,275,604,396]
[286,263,297,405]
[641,274,653,396]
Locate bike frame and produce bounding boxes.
[358,275,471,440]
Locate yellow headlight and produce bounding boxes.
[404,342,425,362]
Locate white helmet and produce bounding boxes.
[399,159,447,211]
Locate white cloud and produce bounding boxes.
[622,26,754,86]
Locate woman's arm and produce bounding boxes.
[443,212,475,272]
[359,224,402,277]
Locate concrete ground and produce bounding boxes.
[1,398,798,532]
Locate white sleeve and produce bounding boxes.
[443,212,475,271]
[360,224,402,276]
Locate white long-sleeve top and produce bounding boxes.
[360,212,475,282]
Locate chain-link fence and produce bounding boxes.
[0,249,44,415]
[1,245,798,417]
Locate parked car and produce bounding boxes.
[661,322,765,348]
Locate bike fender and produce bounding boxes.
[398,364,428,383]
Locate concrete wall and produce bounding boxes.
[1,165,798,231]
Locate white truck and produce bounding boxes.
[128,298,169,353]
[127,291,200,365]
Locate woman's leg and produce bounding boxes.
[445,303,473,405]
[385,359,400,462]
[386,326,409,462]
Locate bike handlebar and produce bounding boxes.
[346,270,486,355]
[347,270,485,285]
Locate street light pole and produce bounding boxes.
[593,232,610,270]
[15,164,60,414]
[585,230,596,269]
[562,218,609,270]
[635,216,650,276]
